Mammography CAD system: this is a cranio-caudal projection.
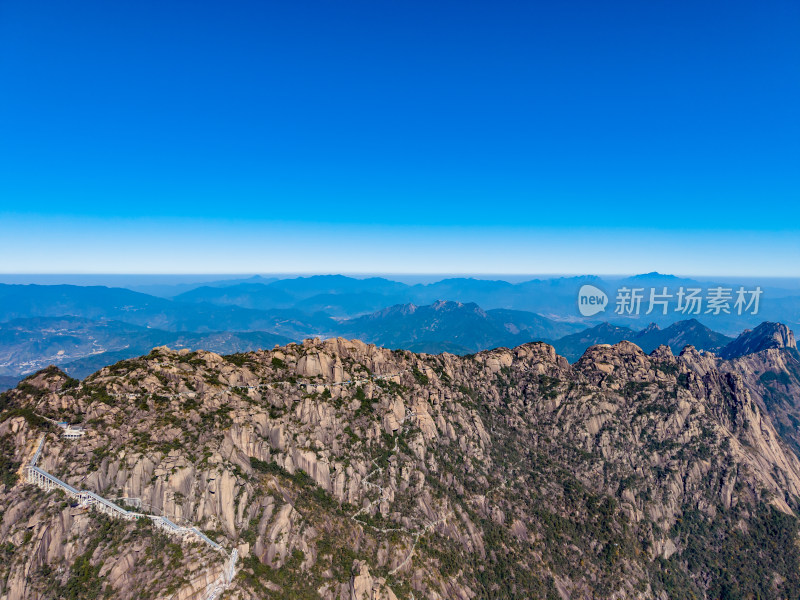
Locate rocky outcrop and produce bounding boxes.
[348,561,397,600]
[2,337,800,599]
[720,322,797,359]
[720,343,800,458]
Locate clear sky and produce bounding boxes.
[1,0,798,275]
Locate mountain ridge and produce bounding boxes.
[552,318,734,361]
[3,335,800,598]
[719,321,797,359]
[0,282,796,386]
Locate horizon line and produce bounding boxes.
[1,271,798,277]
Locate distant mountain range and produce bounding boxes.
[551,318,735,361]
[0,284,335,336]
[157,273,800,329]
[0,275,798,388]
[339,300,584,355]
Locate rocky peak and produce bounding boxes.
[649,344,673,359]
[595,321,628,334]
[574,340,656,385]
[720,322,797,359]
[372,303,419,318]
[640,322,660,334]
[429,299,487,317]
[678,318,702,329]
[430,299,460,310]
[6,366,77,404]
[678,345,718,377]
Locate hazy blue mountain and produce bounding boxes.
[292,292,409,317]
[340,300,580,354]
[1,278,796,379]
[633,319,733,355]
[484,308,584,339]
[0,284,176,323]
[175,276,414,317]
[551,319,735,362]
[0,284,334,337]
[168,274,609,316]
[408,278,516,307]
[617,272,704,286]
[507,277,610,317]
[401,276,603,316]
[267,274,409,299]
[763,295,800,327]
[121,273,800,332]
[129,275,280,298]
[174,283,297,310]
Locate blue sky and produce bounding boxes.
[1,1,798,274]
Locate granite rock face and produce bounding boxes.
[2,333,800,599]
[720,321,797,359]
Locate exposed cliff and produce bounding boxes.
[2,337,800,599]
[720,321,798,360]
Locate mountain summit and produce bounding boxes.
[720,322,798,359]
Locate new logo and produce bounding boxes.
[578,285,608,317]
